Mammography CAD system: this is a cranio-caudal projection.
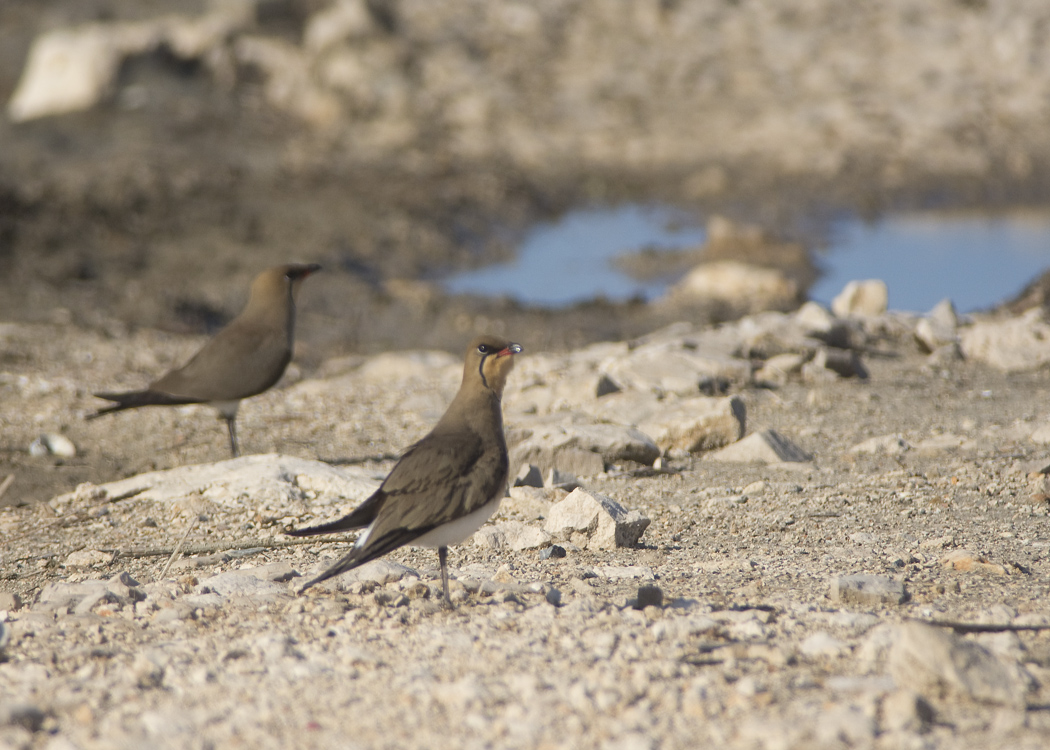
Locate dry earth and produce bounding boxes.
[4,2,1050,748]
[3,306,1050,749]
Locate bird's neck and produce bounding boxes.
[441,386,504,435]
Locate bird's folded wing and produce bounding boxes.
[152,321,290,401]
[347,431,507,564]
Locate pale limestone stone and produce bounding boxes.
[916,298,959,352]
[509,418,660,473]
[830,574,907,605]
[637,395,745,453]
[705,429,812,465]
[849,434,911,456]
[543,488,650,550]
[495,521,551,551]
[661,261,799,313]
[50,454,379,517]
[960,311,1050,372]
[889,622,1034,707]
[304,0,373,51]
[831,279,888,317]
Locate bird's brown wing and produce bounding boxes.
[152,319,291,402]
[297,429,508,587]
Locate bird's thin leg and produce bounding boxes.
[439,546,453,609]
[225,417,240,458]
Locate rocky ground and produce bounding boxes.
[4,297,1050,749]
[5,1,1050,748]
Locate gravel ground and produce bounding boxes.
[3,314,1050,749]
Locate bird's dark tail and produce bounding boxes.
[298,552,365,592]
[86,390,195,420]
[285,494,382,538]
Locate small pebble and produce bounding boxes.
[633,584,664,610]
[539,545,567,560]
[28,433,77,458]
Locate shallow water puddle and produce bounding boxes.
[811,212,1050,312]
[444,205,705,306]
[444,206,1050,312]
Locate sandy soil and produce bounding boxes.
[2,317,1050,748]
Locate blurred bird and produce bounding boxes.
[88,263,321,457]
[288,334,522,606]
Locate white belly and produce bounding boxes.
[412,496,502,549]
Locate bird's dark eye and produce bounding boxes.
[477,344,490,354]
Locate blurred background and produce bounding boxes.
[2,0,1050,360]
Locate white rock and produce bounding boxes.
[913,433,977,455]
[598,341,749,397]
[637,395,745,453]
[915,298,959,352]
[830,574,907,605]
[800,631,850,658]
[546,447,604,477]
[509,418,660,473]
[132,652,166,689]
[705,429,812,464]
[34,579,110,613]
[7,7,252,122]
[29,433,77,458]
[320,559,417,585]
[501,486,560,522]
[543,488,650,550]
[50,454,379,517]
[940,549,1007,576]
[661,261,799,313]
[888,622,1034,707]
[195,572,288,600]
[650,616,719,642]
[473,525,507,550]
[495,521,551,551]
[794,301,837,334]
[961,311,1050,372]
[7,24,153,121]
[975,631,1026,662]
[849,434,910,456]
[241,562,299,583]
[105,571,146,604]
[728,310,822,358]
[725,617,768,641]
[881,689,935,733]
[753,352,808,386]
[856,623,899,673]
[62,549,115,568]
[304,0,373,51]
[580,390,667,426]
[1029,423,1050,445]
[831,279,888,318]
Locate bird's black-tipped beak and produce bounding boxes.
[287,263,322,280]
[498,343,523,357]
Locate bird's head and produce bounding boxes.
[465,335,522,399]
[249,263,322,307]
